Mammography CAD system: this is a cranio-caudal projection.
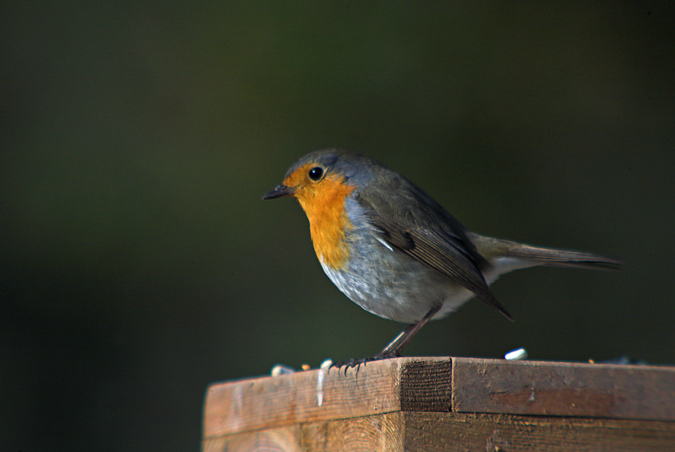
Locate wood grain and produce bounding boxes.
[203,426,302,452]
[202,357,675,451]
[301,412,404,451]
[452,358,675,421]
[202,357,450,438]
[405,412,675,452]
[204,411,675,452]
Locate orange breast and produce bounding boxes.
[286,169,354,270]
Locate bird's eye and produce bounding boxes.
[308,166,324,181]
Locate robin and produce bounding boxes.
[263,149,621,367]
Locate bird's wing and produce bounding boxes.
[358,176,513,321]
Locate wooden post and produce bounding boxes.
[202,357,675,451]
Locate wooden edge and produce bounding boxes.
[203,356,675,440]
[452,357,675,421]
[202,356,451,439]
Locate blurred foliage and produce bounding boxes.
[1,1,674,451]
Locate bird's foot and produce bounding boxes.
[328,353,395,376]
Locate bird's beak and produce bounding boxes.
[262,184,295,200]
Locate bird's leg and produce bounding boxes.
[375,304,441,359]
[330,305,441,374]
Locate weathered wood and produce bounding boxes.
[452,358,675,421]
[204,411,675,452]
[301,412,404,451]
[203,425,302,452]
[204,413,405,452]
[400,358,452,411]
[202,357,675,451]
[202,357,451,438]
[405,412,675,452]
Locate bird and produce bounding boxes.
[263,149,622,367]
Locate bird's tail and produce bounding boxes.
[502,243,623,270]
[469,233,623,271]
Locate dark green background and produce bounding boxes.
[2,2,674,451]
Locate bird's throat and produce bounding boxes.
[297,177,354,270]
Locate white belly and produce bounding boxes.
[317,199,535,324]
[320,233,477,324]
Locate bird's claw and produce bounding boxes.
[328,354,390,375]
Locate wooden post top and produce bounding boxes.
[203,357,675,440]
